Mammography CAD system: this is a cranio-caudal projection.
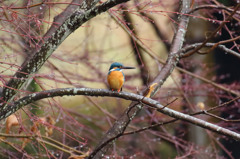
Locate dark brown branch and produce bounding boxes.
[122,5,149,85]
[135,0,171,51]
[203,111,240,122]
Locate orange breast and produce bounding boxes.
[107,71,124,91]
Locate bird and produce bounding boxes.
[107,62,135,92]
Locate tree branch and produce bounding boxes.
[2,88,240,141]
[188,4,240,15]
[107,3,240,97]
[183,3,240,57]
[0,0,129,108]
[122,5,149,85]
[89,0,191,158]
[123,96,240,136]
[180,42,240,59]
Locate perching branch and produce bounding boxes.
[0,0,129,108]
[89,0,191,158]
[2,88,240,141]
[1,0,239,158]
[108,2,240,97]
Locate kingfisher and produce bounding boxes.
[107,62,135,92]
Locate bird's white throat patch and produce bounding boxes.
[109,68,122,72]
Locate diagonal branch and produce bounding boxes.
[122,5,149,85]
[89,0,191,158]
[123,96,240,136]
[183,3,240,57]
[0,0,129,108]
[108,3,240,96]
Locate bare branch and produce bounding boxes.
[188,4,240,15]
[89,0,191,158]
[123,96,240,136]
[121,5,149,85]
[183,3,240,57]
[1,0,239,157]
[107,2,240,97]
[2,88,240,142]
[0,0,130,108]
[180,42,240,59]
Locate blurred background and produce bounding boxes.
[0,0,239,158]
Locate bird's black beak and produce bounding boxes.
[122,66,135,69]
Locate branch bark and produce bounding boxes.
[180,42,240,59]
[89,0,191,158]
[0,0,129,108]
[183,3,240,57]
[108,4,240,97]
[2,88,240,141]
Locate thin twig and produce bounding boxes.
[180,42,240,59]
[0,133,85,155]
[123,96,240,135]
[107,3,240,96]
[188,4,240,15]
[183,3,240,57]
